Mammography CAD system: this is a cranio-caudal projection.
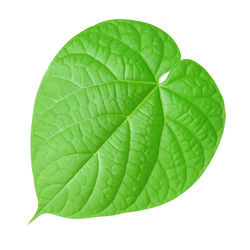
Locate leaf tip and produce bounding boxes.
[28,209,42,224]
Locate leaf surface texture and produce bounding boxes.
[31,19,225,221]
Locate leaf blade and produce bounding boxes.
[30,20,225,221]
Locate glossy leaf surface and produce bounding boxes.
[30,19,225,221]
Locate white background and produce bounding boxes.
[0,0,249,249]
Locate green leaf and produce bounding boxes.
[30,19,225,222]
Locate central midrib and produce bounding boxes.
[36,83,160,217]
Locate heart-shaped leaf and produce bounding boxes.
[30,19,225,222]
